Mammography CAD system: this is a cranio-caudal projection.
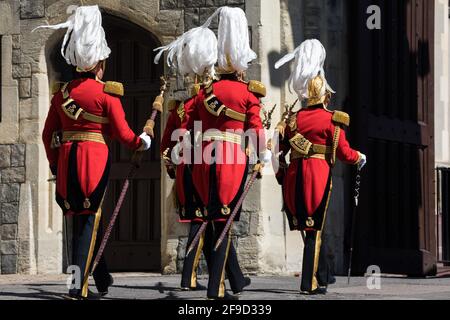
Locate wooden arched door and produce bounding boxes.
[101,15,163,271]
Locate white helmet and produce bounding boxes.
[33,5,111,72]
[275,39,335,106]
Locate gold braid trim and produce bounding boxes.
[104,81,124,97]
[190,84,201,97]
[332,111,350,127]
[167,100,179,111]
[331,126,340,167]
[218,228,232,298]
[190,233,205,288]
[81,202,103,297]
[51,82,64,95]
[62,131,107,145]
[248,80,266,97]
[82,112,109,124]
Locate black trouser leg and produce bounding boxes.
[203,222,213,273]
[91,222,111,293]
[207,222,232,299]
[69,208,102,298]
[300,230,322,293]
[192,222,246,294]
[316,233,335,287]
[181,222,206,289]
[226,243,246,293]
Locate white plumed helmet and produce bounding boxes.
[210,6,257,73]
[33,5,111,72]
[154,25,218,79]
[275,39,335,105]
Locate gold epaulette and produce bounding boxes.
[248,80,266,98]
[332,111,350,127]
[104,81,124,97]
[51,82,64,95]
[190,84,201,97]
[167,100,179,111]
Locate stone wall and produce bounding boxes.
[160,0,245,31]
[435,0,450,166]
[0,1,30,275]
[0,1,23,275]
[0,145,25,274]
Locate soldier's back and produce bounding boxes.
[296,106,334,145]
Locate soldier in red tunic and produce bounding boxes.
[274,39,367,294]
[161,96,209,290]
[156,24,251,295]
[181,7,270,300]
[37,5,151,299]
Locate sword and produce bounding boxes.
[90,77,169,275]
[347,167,362,285]
[185,221,209,256]
[213,163,263,251]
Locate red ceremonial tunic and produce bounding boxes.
[279,105,360,231]
[160,98,204,223]
[42,77,142,216]
[183,78,265,221]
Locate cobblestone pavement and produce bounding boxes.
[0,274,449,300]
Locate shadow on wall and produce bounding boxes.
[267,0,304,90]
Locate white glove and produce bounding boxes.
[357,153,367,171]
[260,149,272,165]
[139,133,152,151]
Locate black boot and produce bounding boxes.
[96,274,114,297]
[207,292,240,300]
[233,276,251,295]
[300,287,328,295]
[181,282,207,291]
[63,290,102,300]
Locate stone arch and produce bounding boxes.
[44,0,182,47]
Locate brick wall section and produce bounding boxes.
[0,144,25,274]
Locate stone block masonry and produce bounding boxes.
[0,144,25,274]
[160,0,245,31]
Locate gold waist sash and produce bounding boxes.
[290,144,332,161]
[62,131,107,145]
[202,131,242,145]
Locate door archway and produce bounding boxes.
[101,14,163,271]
